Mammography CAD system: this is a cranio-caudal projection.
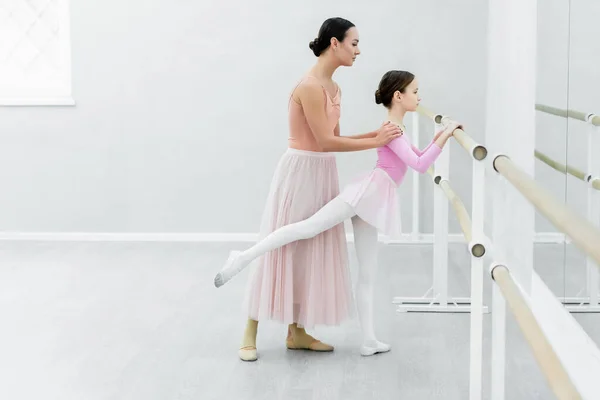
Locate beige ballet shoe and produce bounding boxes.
[238,345,257,362]
[286,337,334,352]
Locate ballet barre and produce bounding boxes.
[418,105,488,161]
[535,104,600,312]
[535,150,600,190]
[536,103,600,127]
[393,105,488,313]
[493,155,600,268]
[489,264,582,400]
[393,104,488,400]
[485,125,600,398]
[426,167,485,257]
[392,104,600,399]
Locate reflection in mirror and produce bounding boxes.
[564,0,600,325]
[535,0,570,305]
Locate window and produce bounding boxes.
[0,0,73,105]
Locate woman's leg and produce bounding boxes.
[239,318,259,361]
[351,215,391,356]
[215,197,355,287]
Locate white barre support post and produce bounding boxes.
[490,175,508,400]
[491,282,506,400]
[412,112,421,240]
[469,150,487,400]
[433,119,450,307]
[486,0,536,393]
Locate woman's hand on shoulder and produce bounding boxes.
[374,121,403,146]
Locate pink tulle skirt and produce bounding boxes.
[243,148,354,329]
[339,168,402,239]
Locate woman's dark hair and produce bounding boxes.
[308,17,355,57]
[374,70,415,108]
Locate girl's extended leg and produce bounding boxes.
[214,197,355,287]
[351,215,391,356]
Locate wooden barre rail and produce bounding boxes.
[535,150,600,190]
[426,168,485,257]
[427,168,472,241]
[491,265,582,400]
[417,105,488,160]
[536,103,600,127]
[535,150,585,180]
[494,155,600,268]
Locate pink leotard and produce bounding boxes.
[375,136,442,184]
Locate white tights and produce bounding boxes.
[215,197,389,353]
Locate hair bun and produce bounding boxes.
[374,89,382,104]
[309,37,319,50]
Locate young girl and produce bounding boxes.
[216,70,461,357]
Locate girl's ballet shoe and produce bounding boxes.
[360,341,391,356]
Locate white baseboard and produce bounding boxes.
[0,231,567,244]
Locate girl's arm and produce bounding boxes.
[411,128,446,155]
[386,129,454,173]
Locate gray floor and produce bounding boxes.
[0,241,598,400]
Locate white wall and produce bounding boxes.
[563,0,600,296]
[0,0,489,235]
[534,0,600,298]
[0,0,590,238]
